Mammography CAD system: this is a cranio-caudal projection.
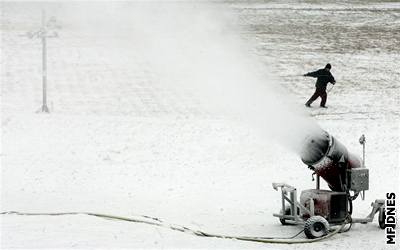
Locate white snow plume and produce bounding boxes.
[43,1,323,153]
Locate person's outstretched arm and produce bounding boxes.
[303,70,320,78]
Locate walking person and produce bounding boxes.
[304,63,336,108]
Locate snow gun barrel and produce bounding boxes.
[300,131,363,192]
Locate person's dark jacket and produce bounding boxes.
[304,69,335,89]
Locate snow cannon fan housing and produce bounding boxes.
[300,131,368,193]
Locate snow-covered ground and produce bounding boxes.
[1,1,399,249]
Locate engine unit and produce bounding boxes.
[300,189,348,223]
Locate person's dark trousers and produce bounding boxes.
[306,88,327,107]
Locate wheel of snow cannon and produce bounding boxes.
[304,216,330,239]
[378,208,386,229]
[279,206,300,225]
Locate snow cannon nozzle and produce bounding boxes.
[300,130,331,166]
[299,131,363,192]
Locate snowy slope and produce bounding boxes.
[1,1,399,249]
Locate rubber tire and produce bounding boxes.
[378,208,386,229]
[279,206,300,225]
[304,216,330,239]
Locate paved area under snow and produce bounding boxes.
[1,1,399,249]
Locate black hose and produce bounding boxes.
[1,210,349,244]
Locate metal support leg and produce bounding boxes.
[290,191,295,219]
[351,199,385,224]
[281,188,285,214]
[272,183,310,225]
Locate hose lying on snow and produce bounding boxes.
[0,211,350,244]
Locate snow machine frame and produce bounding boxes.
[272,134,386,239]
[272,182,385,225]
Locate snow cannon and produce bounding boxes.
[300,131,364,192]
[272,132,386,239]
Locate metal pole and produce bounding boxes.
[362,143,365,167]
[41,10,49,113]
[316,175,320,189]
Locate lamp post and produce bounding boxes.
[27,10,58,113]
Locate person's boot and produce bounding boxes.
[320,105,328,108]
[305,103,311,107]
